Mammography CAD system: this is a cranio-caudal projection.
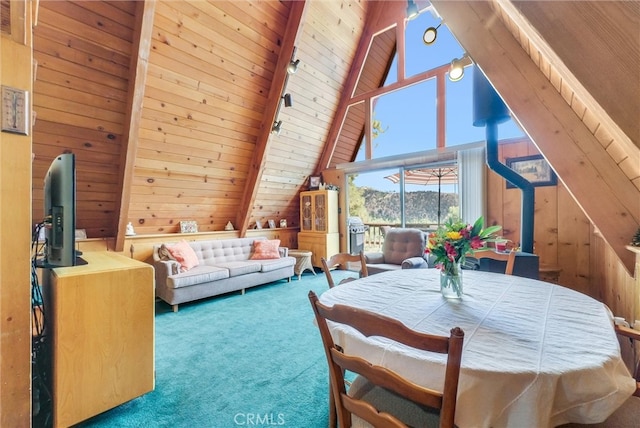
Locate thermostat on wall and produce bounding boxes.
[1,85,29,135]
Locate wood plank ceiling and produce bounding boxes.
[32,0,137,237]
[31,0,369,240]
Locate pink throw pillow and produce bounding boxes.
[250,239,281,260]
[166,240,199,272]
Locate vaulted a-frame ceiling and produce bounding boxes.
[29,0,639,271]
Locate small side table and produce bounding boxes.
[289,249,316,280]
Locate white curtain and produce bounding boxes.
[458,146,486,224]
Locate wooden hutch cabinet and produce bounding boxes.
[298,189,339,268]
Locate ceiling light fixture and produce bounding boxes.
[271,120,283,135]
[448,54,469,82]
[422,23,441,45]
[406,0,419,20]
[287,59,300,74]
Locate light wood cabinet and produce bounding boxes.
[43,252,155,428]
[299,189,338,233]
[298,190,339,267]
[298,232,340,268]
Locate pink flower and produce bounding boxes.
[444,242,458,260]
[470,236,484,249]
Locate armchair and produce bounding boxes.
[364,228,428,275]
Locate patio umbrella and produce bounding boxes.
[384,166,458,226]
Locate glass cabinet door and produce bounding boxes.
[301,194,313,232]
[314,193,327,232]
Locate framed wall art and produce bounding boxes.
[309,175,321,190]
[180,220,198,233]
[505,155,557,188]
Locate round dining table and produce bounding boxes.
[318,268,635,428]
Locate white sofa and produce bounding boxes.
[153,237,295,311]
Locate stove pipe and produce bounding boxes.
[472,67,534,253]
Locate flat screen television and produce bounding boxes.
[43,153,83,267]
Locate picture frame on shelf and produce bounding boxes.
[309,175,321,190]
[180,220,198,233]
[505,155,557,188]
[279,219,287,228]
[255,220,262,229]
[268,219,276,229]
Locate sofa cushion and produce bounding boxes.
[260,256,296,273]
[213,261,262,277]
[250,239,281,260]
[158,244,177,261]
[190,237,259,264]
[166,240,200,271]
[167,265,229,289]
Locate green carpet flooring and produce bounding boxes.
[77,269,355,428]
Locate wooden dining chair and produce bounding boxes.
[469,248,516,275]
[321,252,368,288]
[308,290,464,428]
[559,323,640,427]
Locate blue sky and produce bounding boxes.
[353,11,525,191]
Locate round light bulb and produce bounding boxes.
[449,59,464,82]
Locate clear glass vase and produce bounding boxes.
[440,262,463,299]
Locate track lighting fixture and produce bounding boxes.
[271,120,283,135]
[283,93,293,108]
[423,23,441,45]
[271,48,299,136]
[287,59,300,74]
[406,0,419,20]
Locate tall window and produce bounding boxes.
[367,80,437,158]
[346,10,524,243]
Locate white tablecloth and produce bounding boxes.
[318,269,635,428]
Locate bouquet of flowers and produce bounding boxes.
[426,216,502,297]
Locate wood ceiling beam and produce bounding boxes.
[431,0,639,274]
[317,0,404,171]
[347,63,449,106]
[114,0,156,252]
[236,0,308,237]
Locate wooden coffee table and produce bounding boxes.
[288,249,316,280]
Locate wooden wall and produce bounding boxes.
[487,139,588,290]
[30,0,370,242]
[32,1,136,237]
[487,139,637,323]
[133,0,287,234]
[0,0,33,425]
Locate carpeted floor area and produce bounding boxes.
[76,268,355,428]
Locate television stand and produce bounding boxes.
[42,252,155,427]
